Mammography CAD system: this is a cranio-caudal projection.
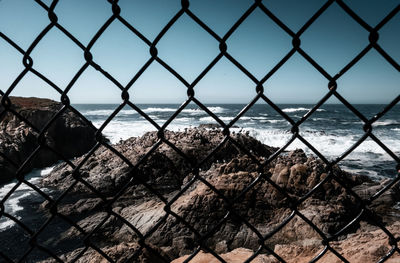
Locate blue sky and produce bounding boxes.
[0,0,399,104]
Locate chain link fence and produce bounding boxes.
[0,0,399,262]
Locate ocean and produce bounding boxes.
[1,103,399,231]
[77,103,400,179]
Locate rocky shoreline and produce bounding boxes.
[1,98,399,262]
[36,128,400,262]
[0,97,97,184]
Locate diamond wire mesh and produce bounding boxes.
[0,0,399,262]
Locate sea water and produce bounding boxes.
[1,103,399,231]
[77,103,399,179]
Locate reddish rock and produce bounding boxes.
[172,222,400,262]
[172,248,272,263]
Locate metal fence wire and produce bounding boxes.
[0,0,400,262]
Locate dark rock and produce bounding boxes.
[42,129,277,196]
[0,96,97,184]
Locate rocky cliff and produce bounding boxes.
[0,97,97,184]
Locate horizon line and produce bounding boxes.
[71,102,392,105]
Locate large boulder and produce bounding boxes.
[42,128,277,195]
[0,96,97,184]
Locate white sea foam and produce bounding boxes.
[246,128,400,163]
[93,120,157,144]
[194,116,266,122]
[141,106,228,114]
[282,107,309,113]
[392,128,400,131]
[94,120,195,144]
[0,216,16,230]
[282,107,325,113]
[373,120,399,127]
[84,109,138,116]
[199,116,232,122]
[0,166,54,231]
[182,107,227,115]
[202,106,227,114]
[83,109,114,115]
[238,117,253,121]
[142,106,228,114]
[174,117,196,123]
[181,109,204,115]
[266,130,400,162]
[143,107,177,113]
